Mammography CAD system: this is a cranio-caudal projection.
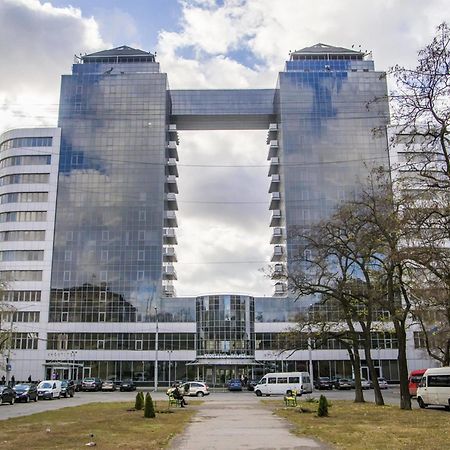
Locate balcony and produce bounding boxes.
[272,263,286,279]
[269,123,278,132]
[266,124,278,144]
[270,209,282,227]
[162,282,176,297]
[164,211,178,228]
[267,144,279,160]
[167,124,179,144]
[269,192,281,210]
[165,158,179,177]
[268,174,280,193]
[163,265,177,280]
[165,175,178,194]
[274,282,287,296]
[166,141,179,160]
[271,245,285,262]
[268,157,280,176]
[165,193,178,211]
[270,227,284,244]
[163,247,177,262]
[163,228,178,245]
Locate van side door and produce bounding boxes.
[267,376,277,395]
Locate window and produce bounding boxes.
[100,271,108,282]
[98,312,106,322]
[61,312,69,322]
[135,340,143,350]
[101,250,108,262]
[63,271,71,281]
[62,291,70,302]
[0,230,45,241]
[102,231,109,241]
[0,270,42,281]
[268,377,277,384]
[428,375,450,387]
[64,250,72,261]
[277,377,288,384]
[0,136,53,151]
[288,377,300,383]
[137,250,145,261]
[99,291,107,302]
[137,271,144,281]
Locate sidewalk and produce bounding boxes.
[169,398,329,450]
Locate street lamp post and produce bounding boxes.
[154,307,159,392]
[168,350,173,387]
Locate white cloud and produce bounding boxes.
[0,0,107,134]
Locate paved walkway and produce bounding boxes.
[169,399,329,450]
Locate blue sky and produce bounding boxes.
[0,0,449,296]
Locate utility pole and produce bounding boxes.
[154,306,158,392]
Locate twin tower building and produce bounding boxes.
[2,44,417,384]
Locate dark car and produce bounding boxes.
[61,380,75,398]
[0,385,16,404]
[335,378,353,390]
[314,377,333,390]
[82,377,102,391]
[227,379,242,391]
[74,380,83,392]
[247,379,258,391]
[13,383,38,402]
[120,379,136,392]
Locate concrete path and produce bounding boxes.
[169,398,328,450]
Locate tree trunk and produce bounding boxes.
[395,320,412,410]
[360,326,384,406]
[351,344,365,403]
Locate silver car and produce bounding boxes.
[182,381,210,397]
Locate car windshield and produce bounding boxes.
[319,377,330,381]
[14,384,29,390]
[84,378,94,382]
[39,382,52,389]
[61,381,68,387]
[0,386,6,392]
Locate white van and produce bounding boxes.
[37,380,62,400]
[416,367,450,410]
[254,372,313,397]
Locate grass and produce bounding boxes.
[1,401,196,449]
[272,399,450,449]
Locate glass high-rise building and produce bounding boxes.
[0,44,431,385]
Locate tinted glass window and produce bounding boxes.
[428,375,450,387]
[268,377,277,384]
[277,377,287,383]
[288,377,300,383]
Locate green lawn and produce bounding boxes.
[273,399,450,449]
[1,401,195,449]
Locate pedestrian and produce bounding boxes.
[28,375,32,383]
[1,375,5,385]
[11,375,15,386]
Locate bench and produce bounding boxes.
[284,390,298,407]
[168,393,182,407]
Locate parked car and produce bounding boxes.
[60,380,75,397]
[335,378,352,390]
[247,379,259,391]
[408,369,426,397]
[37,380,62,399]
[82,377,102,391]
[360,378,371,390]
[182,381,210,397]
[120,379,136,392]
[102,380,117,391]
[227,379,243,391]
[74,380,83,392]
[13,383,38,402]
[0,385,16,404]
[314,377,333,390]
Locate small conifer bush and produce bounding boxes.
[135,391,144,410]
[144,392,156,418]
[317,394,329,417]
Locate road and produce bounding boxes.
[0,386,433,421]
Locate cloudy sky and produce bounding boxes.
[0,0,448,297]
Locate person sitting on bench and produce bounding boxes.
[172,384,187,407]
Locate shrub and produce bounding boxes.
[317,394,329,417]
[135,391,144,410]
[144,392,156,418]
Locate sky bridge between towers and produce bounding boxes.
[170,89,277,130]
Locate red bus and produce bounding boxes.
[408,369,427,397]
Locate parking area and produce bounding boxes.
[0,385,442,421]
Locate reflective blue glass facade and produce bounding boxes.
[50,57,168,322]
